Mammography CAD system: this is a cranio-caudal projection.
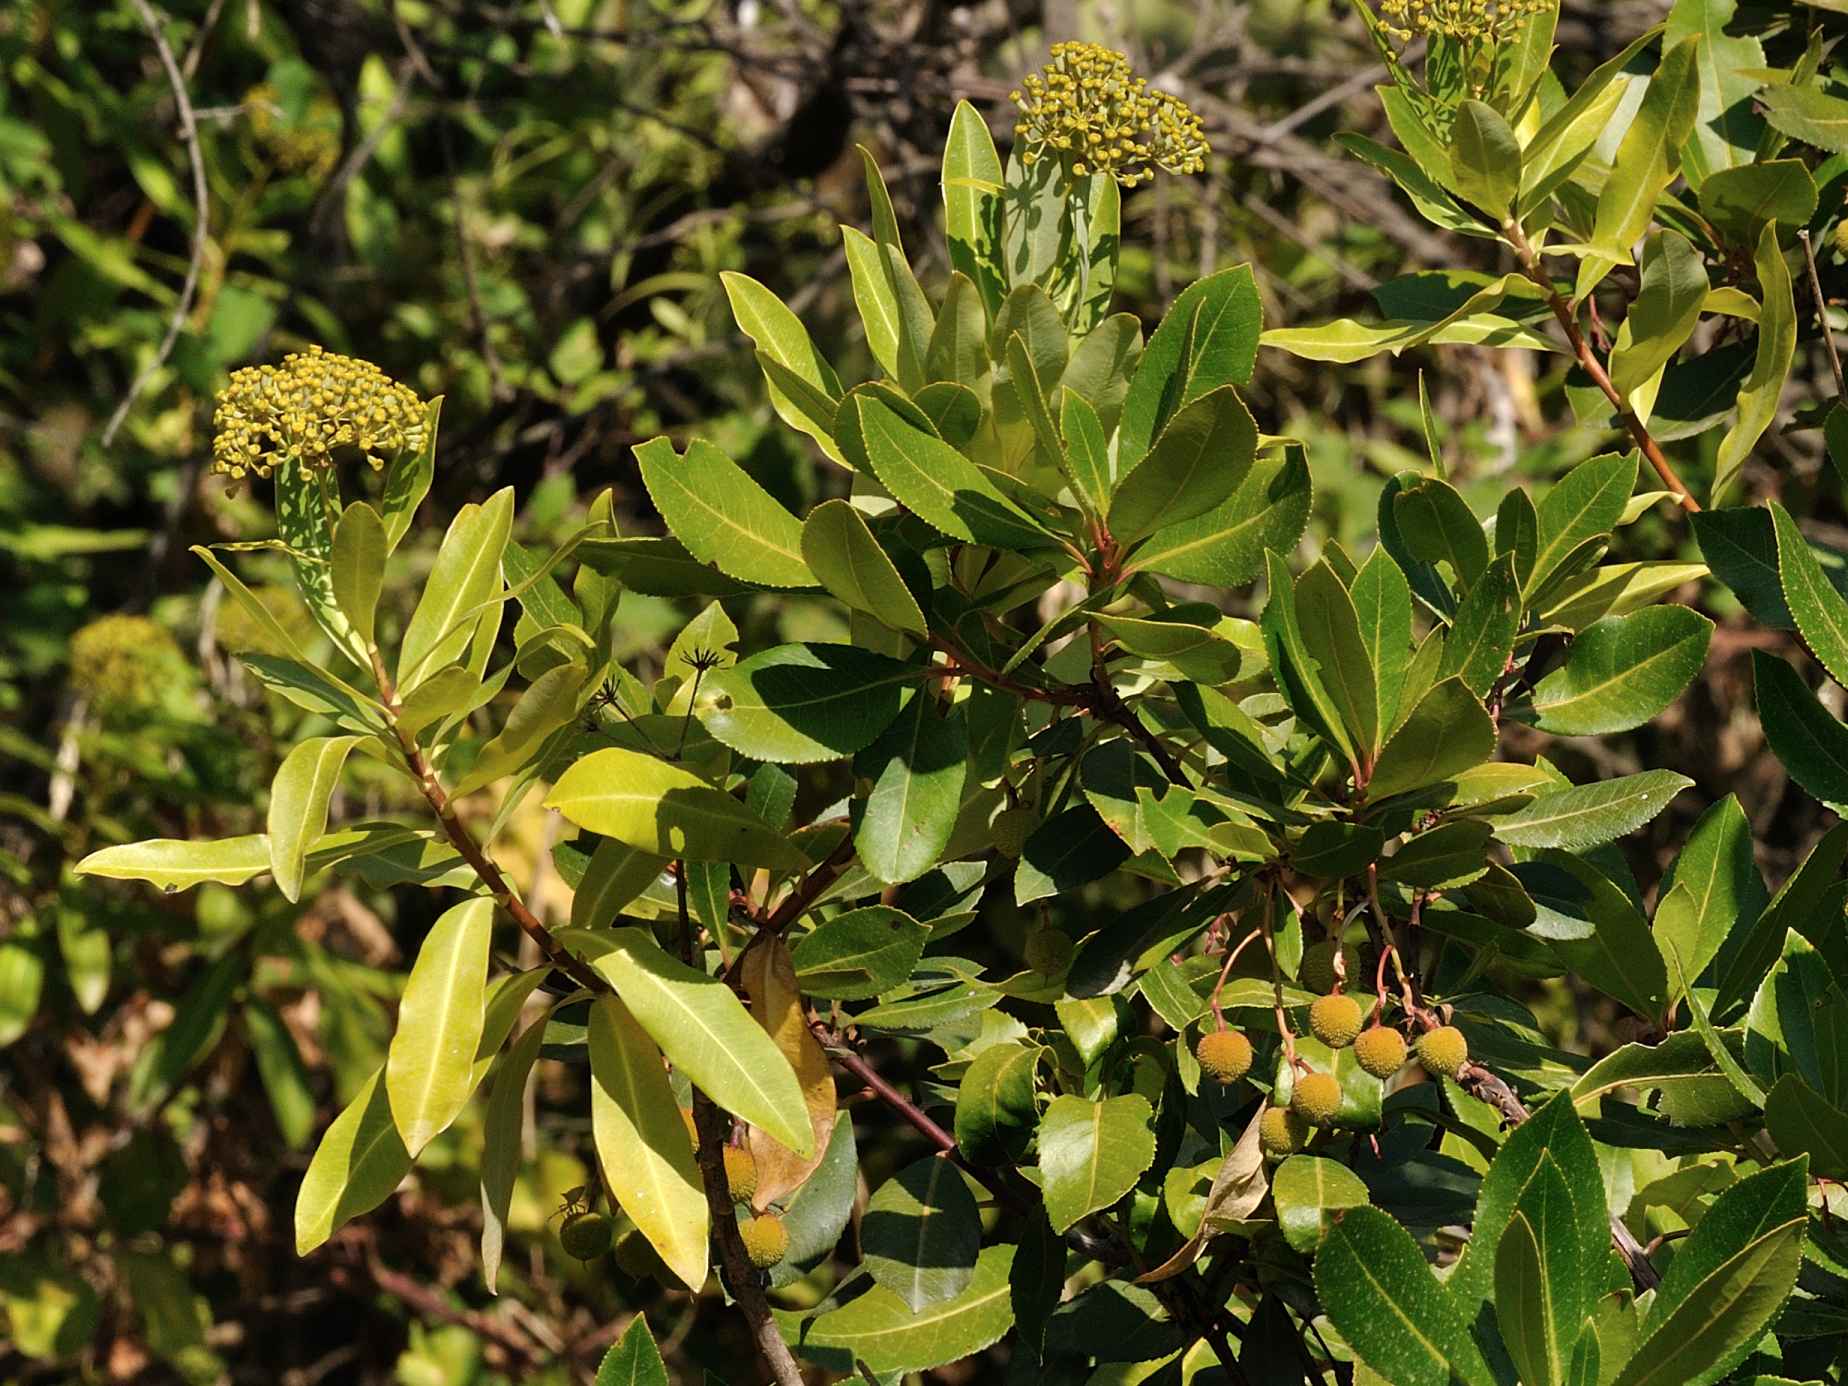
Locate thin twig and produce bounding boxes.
[104,0,210,447]
[368,647,608,996]
[1501,217,1700,512]
[1799,229,1847,405]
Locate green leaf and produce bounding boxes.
[698,642,916,765]
[863,1155,982,1311]
[854,697,968,885]
[588,996,709,1291]
[595,1315,670,1386]
[1451,99,1522,215]
[1701,160,1817,241]
[452,662,586,795]
[1037,1093,1156,1233]
[1367,678,1494,800]
[378,398,441,554]
[1753,651,1848,804]
[1295,561,1380,760]
[1060,313,1141,438]
[267,735,364,903]
[1713,224,1796,506]
[1495,1159,1591,1386]
[1108,386,1258,549]
[1610,231,1708,398]
[1569,1030,1737,1109]
[790,906,930,1001]
[330,501,386,645]
[1440,551,1520,696]
[1450,1093,1607,1319]
[294,1065,410,1253]
[1765,1074,1848,1178]
[481,1005,548,1293]
[1004,333,1083,506]
[1128,446,1313,587]
[1760,84,1848,154]
[859,146,934,392]
[1093,609,1254,684]
[385,896,491,1155]
[1611,1162,1807,1386]
[1654,795,1766,990]
[1313,1206,1482,1386]
[1666,0,1766,186]
[795,1242,1015,1374]
[844,394,1053,551]
[721,271,846,467]
[635,437,815,589]
[1120,265,1262,462]
[926,272,989,387]
[1394,474,1488,587]
[844,223,906,380]
[75,835,274,890]
[1770,501,1848,688]
[1531,452,1635,597]
[1585,36,1702,274]
[569,926,812,1156]
[1262,550,1358,765]
[1693,507,1793,627]
[397,487,513,690]
[1381,819,1494,889]
[569,838,666,931]
[1532,606,1712,735]
[954,1042,1040,1164]
[1524,850,1670,1025]
[1520,28,1663,204]
[1352,546,1414,738]
[942,102,1006,318]
[1713,823,1848,1017]
[1059,388,1114,522]
[274,462,366,665]
[1492,770,1692,850]
[546,747,805,871]
[1273,1155,1369,1255]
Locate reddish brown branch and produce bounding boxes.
[1501,219,1699,513]
[369,648,607,996]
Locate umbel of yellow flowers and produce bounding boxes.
[1009,41,1210,187]
[1374,0,1551,46]
[211,345,427,481]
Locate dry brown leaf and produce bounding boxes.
[739,935,835,1210]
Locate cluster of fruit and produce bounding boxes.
[1193,939,1470,1158]
[557,1112,789,1272]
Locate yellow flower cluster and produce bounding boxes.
[69,614,183,709]
[1009,42,1210,187]
[211,346,427,481]
[1374,0,1550,45]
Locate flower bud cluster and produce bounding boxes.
[1375,0,1550,47]
[1009,42,1209,187]
[211,345,427,481]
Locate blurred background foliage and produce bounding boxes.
[1,0,1841,1380]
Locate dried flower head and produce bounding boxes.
[1374,0,1549,48]
[1009,41,1210,188]
[211,345,427,482]
[69,614,184,710]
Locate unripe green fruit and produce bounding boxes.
[1300,940,1364,995]
[1416,1025,1469,1078]
[737,1213,789,1269]
[1290,1072,1342,1125]
[1834,218,1848,258]
[614,1226,673,1282]
[1259,1106,1309,1157]
[1195,1028,1254,1084]
[1024,926,1074,975]
[560,1211,613,1260]
[1354,1025,1408,1079]
[992,808,1035,858]
[1309,993,1364,1048]
[723,1146,759,1204]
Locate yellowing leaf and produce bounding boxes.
[739,937,835,1210]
